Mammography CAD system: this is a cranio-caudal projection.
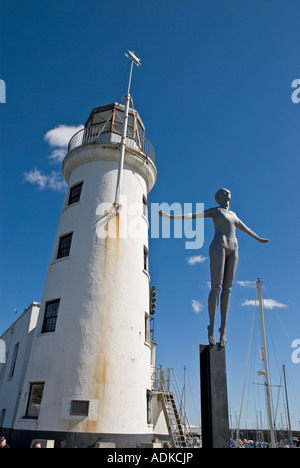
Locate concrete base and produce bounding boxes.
[139,442,162,448]
[200,344,230,448]
[6,428,168,448]
[94,441,116,448]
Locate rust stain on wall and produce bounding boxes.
[88,212,123,433]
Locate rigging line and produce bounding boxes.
[263,312,277,430]
[274,309,292,343]
[245,317,258,427]
[285,370,300,420]
[187,368,200,417]
[264,310,281,378]
[237,288,258,435]
[262,285,292,343]
[263,297,289,432]
[250,316,260,427]
[274,367,283,428]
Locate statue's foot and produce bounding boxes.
[208,326,216,346]
[219,328,227,347]
[209,336,216,346]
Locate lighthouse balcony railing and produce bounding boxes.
[68,124,155,162]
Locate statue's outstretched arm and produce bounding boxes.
[159,207,215,220]
[236,218,269,243]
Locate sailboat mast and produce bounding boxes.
[257,278,276,448]
[283,364,292,444]
[184,366,186,428]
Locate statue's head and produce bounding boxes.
[215,188,231,205]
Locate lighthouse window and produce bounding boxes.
[143,195,148,218]
[57,232,73,259]
[143,246,149,272]
[114,110,135,138]
[70,400,90,416]
[42,299,60,333]
[68,182,83,205]
[25,382,45,419]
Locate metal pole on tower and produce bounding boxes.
[114,51,141,208]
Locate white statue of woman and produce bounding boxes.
[159,188,269,346]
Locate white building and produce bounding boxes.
[0,102,170,448]
[0,303,40,440]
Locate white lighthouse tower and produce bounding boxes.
[13,54,168,447]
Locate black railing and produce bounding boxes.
[68,123,155,162]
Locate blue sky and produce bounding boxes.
[1,0,300,430]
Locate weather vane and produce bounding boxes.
[125,50,141,94]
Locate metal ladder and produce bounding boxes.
[152,367,193,448]
[160,391,188,448]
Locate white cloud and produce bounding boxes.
[242,299,288,310]
[24,168,66,192]
[191,299,203,314]
[199,281,211,289]
[24,124,83,191]
[44,124,84,148]
[48,148,68,164]
[45,124,84,164]
[186,255,208,266]
[24,168,48,190]
[236,280,256,288]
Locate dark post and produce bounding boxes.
[200,344,230,448]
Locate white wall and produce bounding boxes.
[0,303,40,431]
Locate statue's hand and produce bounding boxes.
[258,238,269,243]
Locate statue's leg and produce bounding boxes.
[208,243,225,345]
[219,249,238,346]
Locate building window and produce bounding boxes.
[143,246,148,272]
[9,342,19,378]
[68,181,83,205]
[25,382,45,419]
[57,232,73,259]
[42,299,60,333]
[70,400,90,416]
